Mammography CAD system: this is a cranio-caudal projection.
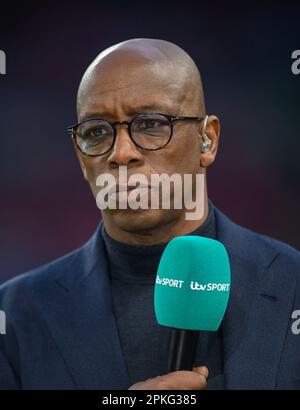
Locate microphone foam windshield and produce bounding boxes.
[154,236,231,331]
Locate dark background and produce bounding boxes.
[0,0,299,284]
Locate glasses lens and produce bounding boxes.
[131,114,171,149]
[76,120,114,155]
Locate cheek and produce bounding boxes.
[82,157,105,194]
[155,131,201,174]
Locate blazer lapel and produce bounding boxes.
[39,223,131,389]
[215,208,296,389]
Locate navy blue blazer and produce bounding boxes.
[0,206,300,390]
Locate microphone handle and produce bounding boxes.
[167,328,199,372]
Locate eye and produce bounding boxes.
[141,119,161,128]
[85,126,109,139]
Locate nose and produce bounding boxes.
[107,124,144,169]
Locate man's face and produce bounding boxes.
[76,51,210,233]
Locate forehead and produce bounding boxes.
[78,55,187,121]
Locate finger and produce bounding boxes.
[161,369,208,390]
[193,366,209,379]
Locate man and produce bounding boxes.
[0,38,299,390]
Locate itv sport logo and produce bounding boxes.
[155,275,230,292]
[190,281,230,292]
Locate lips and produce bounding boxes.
[116,184,146,193]
[106,182,150,199]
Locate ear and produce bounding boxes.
[72,138,88,181]
[200,115,220,168]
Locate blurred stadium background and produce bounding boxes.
[0,0,299,283]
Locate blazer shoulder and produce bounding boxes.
[214,206,300,271]
[237,221,299,262]
[235,220,299,269]
[0,223,104,307]
[258,232,300,287]
[0,246,82,303]
[259,232,300,260]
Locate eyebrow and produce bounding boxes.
[81,104,175,122]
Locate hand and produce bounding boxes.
[128,366,209,390]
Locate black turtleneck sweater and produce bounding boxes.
[101,200,224,389]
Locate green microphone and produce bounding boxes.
[154,236,231,372]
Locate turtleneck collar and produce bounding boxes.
[101,200,216,284]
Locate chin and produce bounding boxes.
[103,208,175,233]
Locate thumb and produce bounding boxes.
[193,366,209,379]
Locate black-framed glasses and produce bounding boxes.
[67,113,206,156]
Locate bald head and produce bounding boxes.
[76,38,205,119]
